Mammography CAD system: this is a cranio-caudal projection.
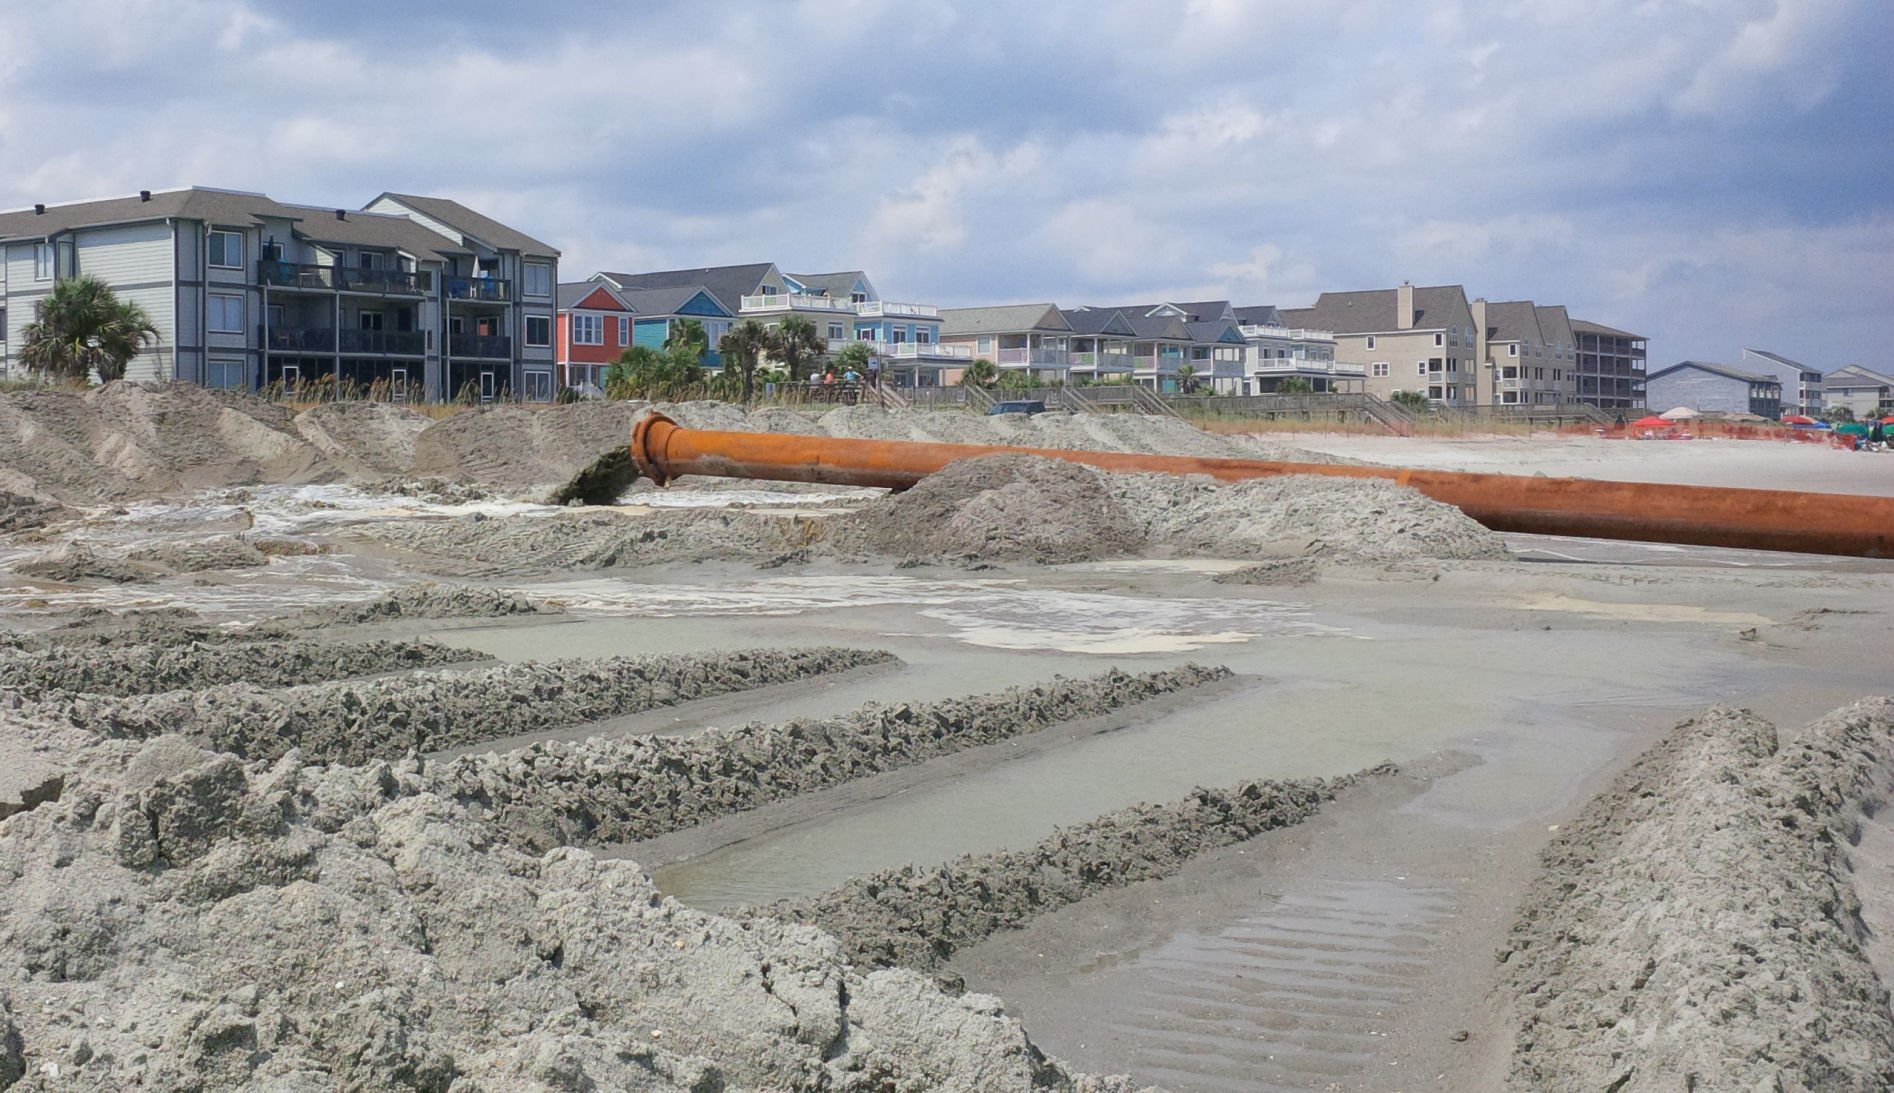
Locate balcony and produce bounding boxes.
[1250,358,1363,376]
[740,293,855,314]
[336,266,428,296]
[258,260,336,291]
[996,348,1068,367]
[340,329,426,355]
[1069,351,1136,372]
[871,341,973,360]
[856,300,939,319]
[449,333,511,359]
[1240,325,1336,342]
[444,276,511,302]
[262,326,336,352]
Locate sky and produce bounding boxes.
[1,0,1889,369]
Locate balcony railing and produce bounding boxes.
[261,326,336,352]
[740,293,855,314]
[336,266,429,295]
[871,341,973,360]
[1239,325,1336,342]
[996,348,1068,366]
[449,333,511,358]
[340,329,426,355]
[444,276,511,302]
[1249,359,1363,376]
[1069,351,1136,371]
[856,300,938,318]
[258,260,336,290]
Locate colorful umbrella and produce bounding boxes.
[1630,414,1669,428]
[1780,414,1817,425]
[1834,422,1869,436]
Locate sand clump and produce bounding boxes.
[1503,699,1894,1091]
[440,665,1230,854]
[0,732,1155,1092]
[291,584,565,627]
[0,491,65,533]
[0,636,481,699]
[13,538,272,585]
[50,647,897,766]
[766,764,1396,973]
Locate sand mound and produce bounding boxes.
[1504,700,1894,1090]
[409,401,644,496]
[292,402,433,477]
[0,636,477,698]
[838,454,1507,566]
[14,545,164,584]
[0,491,66,533]
[0,732,1150,1091]
[0,383,333,503]
[292,584,564,627]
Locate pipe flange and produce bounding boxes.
[630,411,676,487]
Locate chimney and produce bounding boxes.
[1472,297,1487,342]
[139,190,151,202]
[335,209,346,220]
[1395,281,1415,330]
[33,203,45,215]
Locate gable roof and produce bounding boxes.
[614,285,732,319]
[786,271,873,299]
[1648,360,1780,385]
[1743,349,1814,373]
[1292,285,1470,334]
[372,192,558,258]
[596,263,778,314]
[0,187,459,260]
[1058,307,1138,337]
[1569,318,1644,340]
[1533,305,1573,340]
[1233,305,1282,327]
[1822,364,1894,387]
[558,282,632,311]
[1185,320,1248,345]
[939,303,1073,336]
[1483,300,1544,345]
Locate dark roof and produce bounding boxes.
[1648,360,1780,385]
[1234,305,1281,326]
[596,263,777,314]
[1185,320,1246,345]
[1171,300,1235,322]
[1821,365,1894,387]
[1569,318,1644,339]
[939,303,1072,336]
[1533,305,1573,340]
[1293,285,1470,334]
[558,282,632,311]
[372,192,559,258]
[1483,300,1544,344]
[0,187,458,260]
[1275,306,1317,328]
[1058,307,1137,337]
[1743,349,1811,372]
[611,285,732,318]
[786,271,871,298]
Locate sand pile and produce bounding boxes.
[768,764,1395,972]
[14,537,274,585]
[439,665,1229,853]
[291,584,564,627]
[409,400,645,494]
[0,491,65,534]
[0,732,1154,1091]
[0,383,334,503]
[52,648,896,765]
[1504,699,1894,1091]
[291,401,433,477]
[0,636,479,698]
[838,454,1507,565]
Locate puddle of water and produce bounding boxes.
[635,487,880,508]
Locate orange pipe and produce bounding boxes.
[630,413,1894,558]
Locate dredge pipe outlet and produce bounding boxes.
[628,413,1894,559]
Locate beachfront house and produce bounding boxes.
[1740,349,1824,417]
[1645,360,1782,419]
[938,303,1075,385]
[1278,283,1480,407]
[0,187,559,402]
[1233,305,1354,394]
[1822,365,1894,420]
[555,282,636,392]
[1570,319,1647,412]
[1474,300,1575,407]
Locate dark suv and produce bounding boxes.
[985,400,1048,416]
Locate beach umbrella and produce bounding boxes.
[1880,415,1894,425]
[1659,406,1699,420]
[1630,414,1669,428]
[1781,414,1817,425]
[1834,422,1869,436]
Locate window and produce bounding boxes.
[359,311,384,331]
[1371,362,1390,377]
[1428,386,1443,399]
[1508,344,1518,357]
[525,370,554,402]
[1365,335,1376,350]
[207,359,246,390]
[1433,333,1444,347]
[525,315,552,347]
[359,251,384,270]
[33,243,54,281]
[209,293,244,333]
[829,323,845,341]
[207,230,243,269]
[977,336,993,352]
[917,328,932,344]
[572,314,603,345]
[857,330,874,341]
[618,316,631,346]
[1416,362,1427,376]
[523,263,552,297]
[850,291,867,304]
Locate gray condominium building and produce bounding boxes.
[0,187,558,402]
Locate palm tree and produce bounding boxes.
[1175,364,1199,394]
[20,276,160,383]
[960,358,998,388]
[666,318,710,364]
[832,341,874,378]
[718,319,770,403]
[766,315,828,382]
[1278,376,1314,395]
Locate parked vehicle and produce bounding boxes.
[985,400,1047,416]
